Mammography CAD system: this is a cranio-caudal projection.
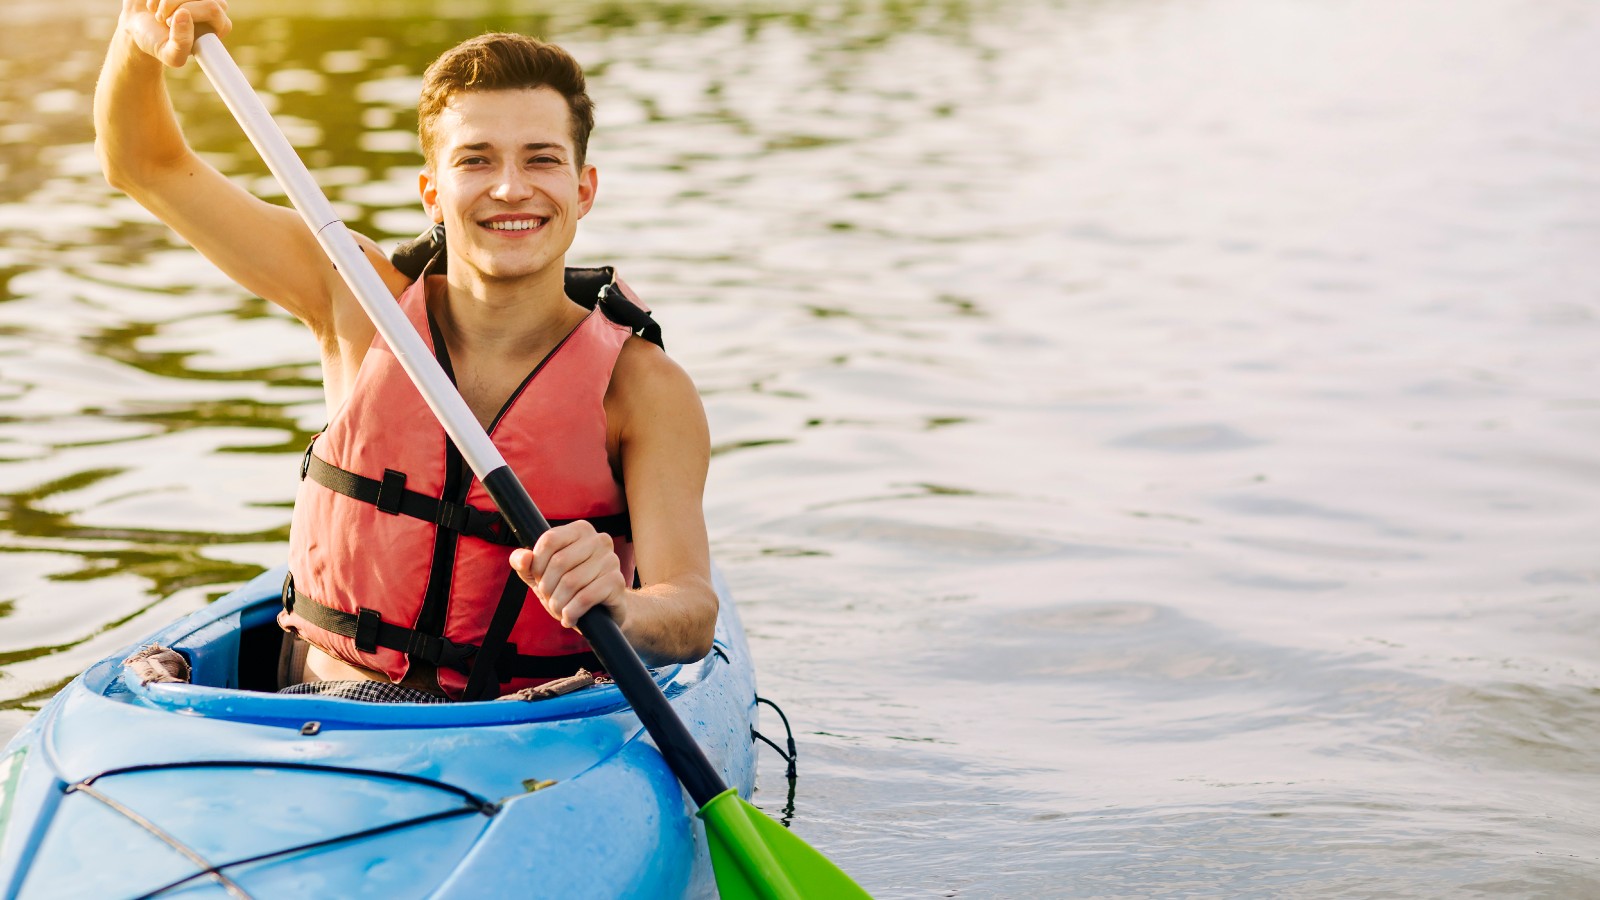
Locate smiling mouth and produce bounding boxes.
[481,217,548,232]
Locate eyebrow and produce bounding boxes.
[453,142,568,153]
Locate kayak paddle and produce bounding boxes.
[188,31,869,900]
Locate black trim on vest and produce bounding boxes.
[597,282,664,350]
[282,573,600,680]
[390,225,664,349]
[415,321,470,644]
[487,309,589,434]
[412,248,465,646]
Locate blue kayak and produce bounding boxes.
[0,566,758,899]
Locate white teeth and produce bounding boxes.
[485,219,543,231]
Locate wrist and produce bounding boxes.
[111,26,164,71]
[608,589,632,634]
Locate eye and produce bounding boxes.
[457,155,488,166]
[531,155,562,166]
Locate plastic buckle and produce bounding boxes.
[470,509,511,544]
[433,638,475,672]
[406,631,443,665]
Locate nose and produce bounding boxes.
[489,163,535,203]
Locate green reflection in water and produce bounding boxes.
[1,466,287,604]
[0,0,1000,697]
[0,677,75,714]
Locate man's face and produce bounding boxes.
[419,87,597,284]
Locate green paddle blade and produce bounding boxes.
[699,789,871,900]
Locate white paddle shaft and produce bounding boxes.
[192,33,507,478]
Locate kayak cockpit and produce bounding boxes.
[88,567,721,731]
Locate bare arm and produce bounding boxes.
[94,0,403,343]
[512,337,717,664]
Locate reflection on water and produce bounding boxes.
[4,0,1600,895]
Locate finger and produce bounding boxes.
[528,523,598,586]
[151,0,227,36]
[159,8,194,67]
[549,552,624,628]
[189,0,232,38]
[557,578,625,630]
[544,545,615,608]
[536,535,604,602]
[546,554,625,629]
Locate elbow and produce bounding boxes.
[664,589,718,664]
[95,136,185,197]
[687,632,716,664]
[686,591,719,662]
[96,136,147,195]
[95,137,127,192]
[626,577,719,665]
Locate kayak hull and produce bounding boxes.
[0,566,758,899]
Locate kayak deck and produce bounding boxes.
[0,566,758,899]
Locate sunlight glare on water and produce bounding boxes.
[2,0,1599,895]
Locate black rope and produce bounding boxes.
[63,782,252,900]
[133,806,486,899]
[752,695,799,827]
[74,760,497,813]
[62,759,499,899]
[754,696,798,779]
[751,730,794,777]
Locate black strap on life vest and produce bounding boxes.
[283,573,603,682]
[300,444,633,545]
[462,570,540,701]
[390,224,664,350]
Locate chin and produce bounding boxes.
[466,253,553,283]
[481,268,540,284]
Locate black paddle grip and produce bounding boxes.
[480,466,552,545]
[579,604,729,808]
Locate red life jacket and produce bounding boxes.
[280,267,657,701]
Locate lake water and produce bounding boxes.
[3,0,1599,895]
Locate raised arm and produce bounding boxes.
[511,337,717,664]
[94,0,403,340]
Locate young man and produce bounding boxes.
[96,0,717,700]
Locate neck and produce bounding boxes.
[435,251,584,355]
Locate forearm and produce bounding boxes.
[94,29,193,192]
[615,575,719,666]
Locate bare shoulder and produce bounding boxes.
[606,336,708,448]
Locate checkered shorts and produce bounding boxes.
[278,680,449,704]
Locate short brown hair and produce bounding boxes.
[417,33,596,169]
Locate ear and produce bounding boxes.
[418,169,443,224]
[576,164,598,219]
